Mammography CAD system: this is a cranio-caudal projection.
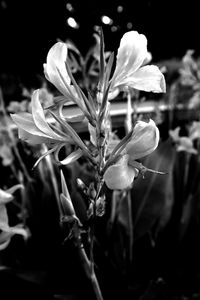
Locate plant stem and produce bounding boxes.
[42,144,62,217]
[77,243,104,300]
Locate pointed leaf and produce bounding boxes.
[49,110,91,156]
[60,193,75,216]
[98,28,105,90]
[58,148,83,165]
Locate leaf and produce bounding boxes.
[58,149,83,165]
[60,170,71,200]
[60,193,75,217]
[98,28,105,90]
[49,110,92,160]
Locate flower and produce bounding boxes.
[11,89,72,146]
[169,126,198,154]
[10,89,92,166]
[0,186,29,251]
[43,42,86,111]
[109,31,166,94]
[104,119,159,190]
[10,89,78,166]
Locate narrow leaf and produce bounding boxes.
[98,28,105,90]
[60,193,75,216]
[49,110,92,158]
[58,148,83,165]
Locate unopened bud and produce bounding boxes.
[77,178,87,193]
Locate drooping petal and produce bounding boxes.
[118,65,166,93]
[111,31,148,88]
[45,42,72,97]
[11,112,52,139]
[31,90,63,140]
[104,155,136,190]
[18,128,56,145]
[126,119,159,160]
[0,190,13,204]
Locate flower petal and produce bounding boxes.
[111,31,148,88]
[126,119,159,160]
[31,90,63,140]
[120,65,166,93]
[0,190,13,204]
[18,128,53,145]
[45,42,72,97]
[104,155,136,190]
[11,112,51,138]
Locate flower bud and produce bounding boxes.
[104,155,137,190]
[125,119,159,160]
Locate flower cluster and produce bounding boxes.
[11,30,166,190]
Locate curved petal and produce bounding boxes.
[104,155,136,190]
[126,119,159,160]
[119,65,166,93]
[0,190,13,204]
[18,128,56,145]
[31,90,63,140]
[111,31,148,88]
[11,112,54,139]
[45,42,72,97]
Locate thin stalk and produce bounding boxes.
[12,144,32,182]
[42,144,62,217]
[77,244,103,300]
[127,190,133,262]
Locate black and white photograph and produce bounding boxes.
[0,1,200,299]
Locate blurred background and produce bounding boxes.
[0,0,199,77]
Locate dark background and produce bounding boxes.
[0,0,199,79]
